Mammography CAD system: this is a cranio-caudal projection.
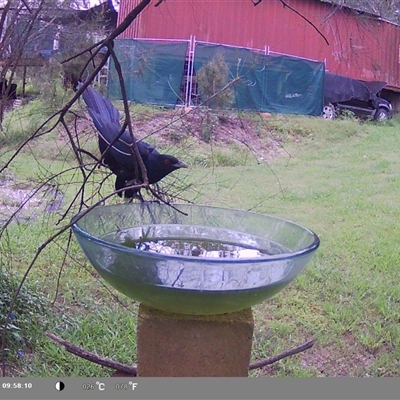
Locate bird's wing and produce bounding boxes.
[137,140,160,156]
[87,108,145,165]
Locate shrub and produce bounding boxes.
[197,53,234,109]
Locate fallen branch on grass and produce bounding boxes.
[46,331,314,375]
[248,338,315,370]
[45,332,137,376]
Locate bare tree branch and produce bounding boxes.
[45,332,138,376]
[279,0,329,45]
[252,0,329,45]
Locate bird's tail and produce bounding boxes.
[77,82,121,126]
[77,82,137,161]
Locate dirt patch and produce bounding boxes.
[253,341,376,377]
[300,341,376,377]
[128,108,283,162]
[0,174,63,225]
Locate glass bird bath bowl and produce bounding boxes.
[71,203,319,315]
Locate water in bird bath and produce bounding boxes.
[102,224,291,259]
[121,238,269,258]
[97,225,295,294]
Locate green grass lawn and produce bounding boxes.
[1,108,399,377]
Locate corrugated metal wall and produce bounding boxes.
[117,0,400,91]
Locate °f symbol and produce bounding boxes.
[55,381,65,391]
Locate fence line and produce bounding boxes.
[123,36,324,107]
[108,36,325,114]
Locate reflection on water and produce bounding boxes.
[99,228,295,291]
[122,238,266,258]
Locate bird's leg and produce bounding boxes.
[121,178,145,202]
[136,190,145,203]
[135,189,160,205]
[123,189,144,203]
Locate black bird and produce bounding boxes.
[79,84,187,199]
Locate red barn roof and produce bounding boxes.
[118,0,400,91]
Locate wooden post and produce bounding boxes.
[136,304,254,377]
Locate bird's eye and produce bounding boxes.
[164,159,171,165]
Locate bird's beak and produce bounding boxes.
[174,161,188,169]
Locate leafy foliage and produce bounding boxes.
[197,53,234,109]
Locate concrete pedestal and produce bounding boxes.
[137,304,254,377]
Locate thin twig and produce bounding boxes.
[51,230,73,305]
[279,0,329,45]
[248,339,315,370]
[108,45,149,186]
[252,0,329,45]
